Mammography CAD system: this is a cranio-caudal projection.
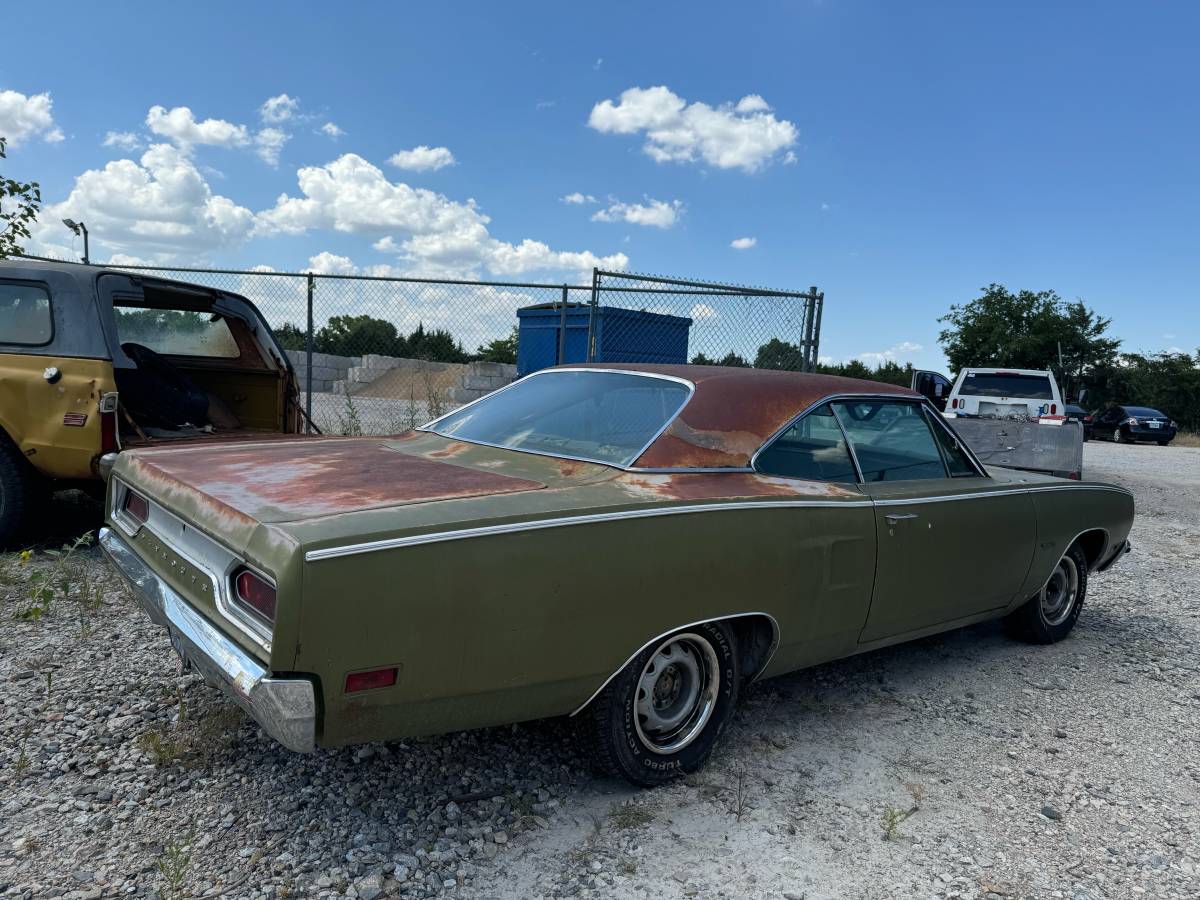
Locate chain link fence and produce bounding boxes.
[18,256,823,435]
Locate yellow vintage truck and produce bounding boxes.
[0,259,302,543]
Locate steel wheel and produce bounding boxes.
[1039,554,1080,627]
[633,633,720,754]
[1112,428,1123,443]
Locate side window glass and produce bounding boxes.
[0,282,53,345]
[754,404,858,483]
[830,400,948,482]
[924,409,978,477]
[114,306,240,358]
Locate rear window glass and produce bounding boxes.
[1124,407,1165,418]
[0,282,53,345]
[427,370,691,467]
[959,373,1054,400]
[115,306,240,357]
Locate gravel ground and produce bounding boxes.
[1,441,1197,899]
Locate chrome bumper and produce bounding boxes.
[100,527,316,752]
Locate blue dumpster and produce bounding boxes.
[516,303,693,375]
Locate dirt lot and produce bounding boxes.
[1,441,1197,899]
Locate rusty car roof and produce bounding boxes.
[557,363,921,469]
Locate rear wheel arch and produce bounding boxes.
[1072,529,1108,572]
[571,611,779,718]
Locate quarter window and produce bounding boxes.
[754,404,858,482]
[924,410,978,477]
[0,282,53,345]
[830,400,947,482]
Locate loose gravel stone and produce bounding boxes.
[1,443,1197,898]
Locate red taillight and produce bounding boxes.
[1084,415,1093,423]
[1067,471,1080,480]
[123,490,149,524]
[233,569,277,623]
[100,409,118,453]
[345,667,398,693]
[1050,403,1057,415]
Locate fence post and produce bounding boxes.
[558,284,568,365]
[801,286,818,372]
[305,273,315,433]
[811,290,824,372]
[587,268,600,363]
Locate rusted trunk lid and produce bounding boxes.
[112,435,547,550]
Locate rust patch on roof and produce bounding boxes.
[617,471,861,502]
[558,364,919,468]
[123,437,545,522]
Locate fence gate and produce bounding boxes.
[589,269,823,372]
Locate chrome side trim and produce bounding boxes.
[305,482,1129,562]
[100,527,316,753]
[304,498,874,562]
[419,367,696,471]
[567,611,782,717]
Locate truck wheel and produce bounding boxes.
[0,439,35,547]
[1005,545,1089,644]
[582,622,739,787]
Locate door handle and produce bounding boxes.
[885,513,919,525]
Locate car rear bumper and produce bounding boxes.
[100,526,316,752]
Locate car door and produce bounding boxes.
[828,399,1037,644]
[910,369,953,412]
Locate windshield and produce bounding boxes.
[959,372,1054,400]
[425,370,692,467]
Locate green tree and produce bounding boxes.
[938,284,1120,395]
[273,322,308,351]
[690,351,749,367]
[1087,349,1200,431]
[315,314,401,357]
[754,338,807,371]
[0,137,41,258]
[404,322,469,363]
[476,328,518,364]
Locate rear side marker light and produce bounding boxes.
[345,667,398,693]
[123,490,149,524]
[233,569,277,623]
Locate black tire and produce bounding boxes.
[1005,544,1089,644]
[1157,439,1170,447]
[0,438,36,547]
[583,621,739,787]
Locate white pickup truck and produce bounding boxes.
[912,367,1084,479]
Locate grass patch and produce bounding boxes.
[608,801,655,830]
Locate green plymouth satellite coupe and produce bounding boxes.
[100,364,1134,785]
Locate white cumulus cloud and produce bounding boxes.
[103,130,142,151]
[259,94,299,124]
[304,251,359,275]
[29,143,254,262]
[592,197,682,229]
[255,153,626,279]
[320,122,345,139]
[730,236,756,250]
[0,90,64,146]
[387,145,456,172]
[255,127,289,166]
[856,340,924,365]
[561,192,597,205]
[146,105,249,149]
[588,85,798,172]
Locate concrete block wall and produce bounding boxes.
[285,350,359,394]
[447,361,518,403]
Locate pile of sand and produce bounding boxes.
[353,362,466,401]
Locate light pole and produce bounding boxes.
[62,219,89,264]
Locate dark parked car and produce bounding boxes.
[1064,404,1093,440]
[1091,405,1177,445]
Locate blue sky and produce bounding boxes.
[2,1,1197,371]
